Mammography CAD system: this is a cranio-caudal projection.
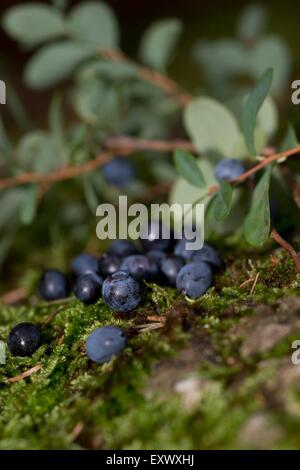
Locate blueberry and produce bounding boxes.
[86,326,126,363]
[161,255,185,286]
[102,157,135,187]
[107,240,139,257]
[191,243,222,272]
[102,270,143,312]
[176,262,213,299]
[99,253,122,277]
[215,159,245,182]
[8,323,41,357]
[74,272,104,305]
[121,254,159,281]
[174,237,197,261]
[39,269,69,301]
[140,219,171,252]
[146,250,166,266]
[70,253,99,278]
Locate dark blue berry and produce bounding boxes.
[146,250,166,266]
[174,237,197,261]
[70,253,99,278]
[161,255,185,286]
[86,326,126,363]
[74,272,104,305]
[215,159,245,182]
[176,262,213,299]
[98,253,121,277]
[39,269,69,301]
[102,157,135,187]
[102,270,143,312]
[191,243,222,272]
[8,323,41,357]
[107,240,139,257]
[140,219,171,252]
[121,254,159,282]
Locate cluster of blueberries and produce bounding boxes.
[7,220,222,364]
[7,156,245,365]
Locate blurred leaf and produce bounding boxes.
[83,176,99,212]
[24,41,95,89]
[81,60,138,81]
[250,35,292,95]
[184,97,240,156]
[6,83,34,131]
[244,165,272,246]
[0,188,25,226]
[242,68,273,155]
[212,180,233,221]
[173,149,205,188]
[52,0,69,10]
[280,125,298,152]
[257,95,278,140]
[0,116,12,156]
[17,131,63,173]
[49,94,65,150]
[2,4,65,46]
[68,1,119,47]
[139,18,183,71]
[19,184,38,225]
[237,4,267,43]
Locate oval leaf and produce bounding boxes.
[173,149,205,188]
[24,41,95,89]
[184,97,240,157]
[2,4,65,46]
[242,68,273,156]
[212,180,233,221]
[20,184,38,225]
[68,1,119,47]
[244,165,272,246]
[139,18,183,71]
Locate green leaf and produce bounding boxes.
[250,35,292,95]
[212,180,233,221]
[2,4,65,46]
[24,41,95,89]
[173,149,205,188]
[139,18,183,71]
[83,176,99,212]
[0,188,25,226]
[242,68,273,155]
[68,1,119,47]
[6,83,34,131]
[81,60,138,81]
[280,125,298,152]
[244,165,272,246]
[0,116,12,156]
[20,184,38,225]
[184,97,240,156]
[17,131,63,173]
[237,4,267,43]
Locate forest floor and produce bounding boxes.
[1,245,300,449]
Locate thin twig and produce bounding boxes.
[1,287,27,305]
[239,278,254,289]
[100,49,192,106]
[270,228,300,274]
[105,136,196,153]
[6,364,43,384]
[250,272,260,296]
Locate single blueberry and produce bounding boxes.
[161,255,185,286]
[86,326,126,364]
[102,270,143,312]
[102,157,135,187]
[174,237,198,261]
[215,159,245,182]
[70,253,99,278]
[146,250,167,266]
[191,243,222,272]
[107,240,139,257]
[98,253,122,277]
[39,269,69,301]
[140,219,171,252]
[8,322,41,357]
[176,262,213,299]
[121,254,159,282]
[74,272,104,305]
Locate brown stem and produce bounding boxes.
[100,49,192,106]
[6,364,43,384]
[270,228,300,274]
